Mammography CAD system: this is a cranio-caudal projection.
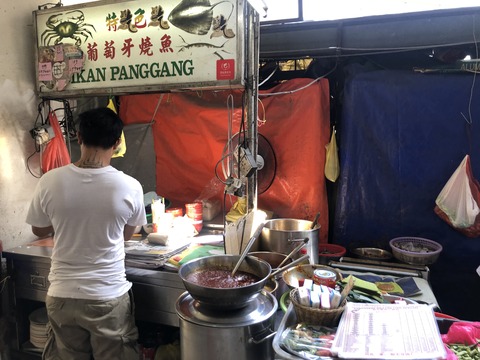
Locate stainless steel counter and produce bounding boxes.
[126,267,186,326]
[3,242,444,360]
[2,243,186,328]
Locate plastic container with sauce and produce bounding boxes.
[166,207,184,218]
[185,202,203,233]
[312,269,337,288]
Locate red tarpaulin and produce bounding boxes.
[120,78,330,242]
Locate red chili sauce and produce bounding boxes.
[186,268,260,288]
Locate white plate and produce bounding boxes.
[29,307,48,325]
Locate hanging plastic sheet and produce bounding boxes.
[332,64,480,320]
[119,78,331,243]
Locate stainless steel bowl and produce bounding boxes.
[178,254,271,310]
[248,251,291,269]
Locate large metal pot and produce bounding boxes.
[176,290,277,360]
[178,254,271,310]
[260,218,320,264]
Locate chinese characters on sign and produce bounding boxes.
[35,0,243,96]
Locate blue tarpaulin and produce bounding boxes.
[333,65,480,320]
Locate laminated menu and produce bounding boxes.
[124,239,191,269]
[331,303,446,359]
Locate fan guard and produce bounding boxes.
[230,133,276,194]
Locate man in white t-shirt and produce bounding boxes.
[26,107,146,360]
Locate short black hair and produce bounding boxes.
[77,107,124,149]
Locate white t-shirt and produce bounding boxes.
[26,164,146,300]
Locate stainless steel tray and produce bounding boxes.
[273,303,301,360]
[273,302,339,360]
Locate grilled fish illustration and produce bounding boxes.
[168,0,233,35]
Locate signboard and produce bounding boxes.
[33,0,245,98]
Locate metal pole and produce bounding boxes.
[244,1,260,213]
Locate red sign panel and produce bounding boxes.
[217,59,235,80]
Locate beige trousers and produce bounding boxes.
[43,291,139,360]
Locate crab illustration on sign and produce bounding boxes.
[41,10,96,46]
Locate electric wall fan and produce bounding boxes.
[229,133,277,194]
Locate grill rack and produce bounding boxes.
[328,256,430,280]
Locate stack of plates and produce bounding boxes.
[29,307,48,349]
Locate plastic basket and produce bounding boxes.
[389,237,442,265]
[307,243,347,265]
[290,288,346,326]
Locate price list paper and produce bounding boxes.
[332,303,447,359]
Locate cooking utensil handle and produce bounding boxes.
[269,254,310,279]
[277,238,309,268]
[250,329,277,344]
[311,212,320,229]
[231,222,265,276]
[288,237,310,243]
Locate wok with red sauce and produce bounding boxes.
[185,268,260,288]
[178,254,271,310]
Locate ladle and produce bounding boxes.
[276,237,309,269]
[231,222,265,276]
[269,254,310,279]
[311,212,320,229]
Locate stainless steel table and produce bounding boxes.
[2,242,186,358]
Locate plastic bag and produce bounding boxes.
[434,155,480,237]
[325,127,339,182]
[41,111,71,173]
[108,98,127,158]
[442,322,480,360]
[442,321,480,345]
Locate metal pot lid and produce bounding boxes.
[176,290,277,327]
